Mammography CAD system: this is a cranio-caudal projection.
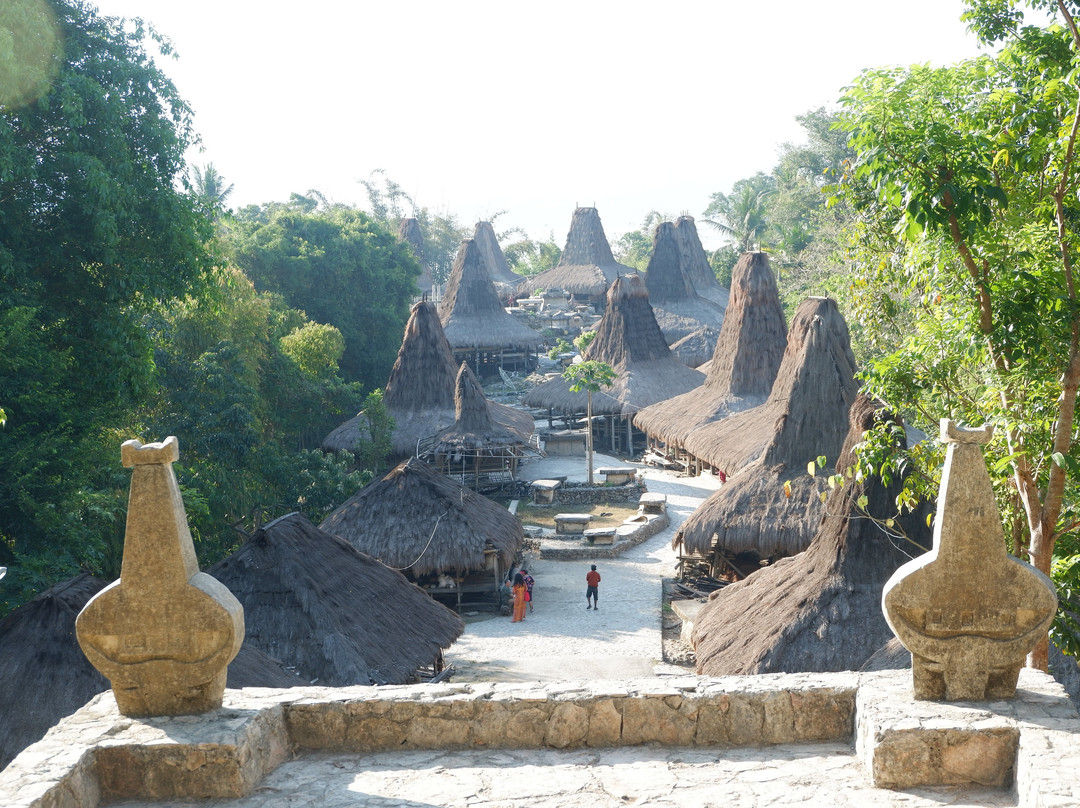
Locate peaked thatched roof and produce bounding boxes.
[0,573,301,769]
[632,252,787,446]
[440,238,542,351]
[669,325,720,369]
[473,220,524,294]
[646,221,727,345]
[432,363,529,453]
[691,395,932,676]
[518,207,637,298]
[677,297,859,557]
[522,274,704,416]
[320,457,523,576]
[210,513,464,686]
[322,301,532,458]
[675,216,730,307]
[398,217,433,296]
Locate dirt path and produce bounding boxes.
[447,455,722,682]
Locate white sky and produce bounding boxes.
[88,0,990,247]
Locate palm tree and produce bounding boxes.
[190,163,235,218]
[703,175,775,252]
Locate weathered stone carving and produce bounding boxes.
[76,437,243,717]
[883,420,1057,701]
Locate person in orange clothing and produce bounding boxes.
[586,564,601,610]
[510,571,528,622]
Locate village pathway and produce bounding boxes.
[447,452,723,682]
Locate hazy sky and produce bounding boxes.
[88,0,990,247]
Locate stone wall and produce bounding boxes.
[547,481,646,506]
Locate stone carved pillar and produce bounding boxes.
[882,420,1057,700]
[76,437,244,717]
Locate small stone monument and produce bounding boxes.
[882,420,1057,700]
[76,437,244,717]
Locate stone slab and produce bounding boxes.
[554,514,591,535]
[671,599,705,644]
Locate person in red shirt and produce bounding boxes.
[586,564,601,610]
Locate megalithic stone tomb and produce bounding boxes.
[76,437,244,717]
[882,420,1057,701]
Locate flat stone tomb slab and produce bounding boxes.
[638,493,667,514]
[531,479,562,504]
[555,513,592,535]
[584,527,617,545]
[597,467,637,485]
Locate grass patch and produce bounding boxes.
[513,501,639,530]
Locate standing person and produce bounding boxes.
[510,572,528,623]
[521,569,535,612]
[586,564,601,610]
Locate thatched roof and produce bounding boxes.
[645,221,727,344]
[320,457,523,576]
[209,513,464,686]
[398,217,433,296]
[677,296,859,557]
[472,220,524,295]
[691,395,932,676]
[675,216,730,307]
[440,238,542,351]
[322,301,531,458]
[432,363,529,453]
[522,275,704,416]
[518,207,637,299]
[0,573,301,769]
[669,325,720,369]
[632,252,787,446]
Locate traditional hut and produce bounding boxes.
[633,251,787,469]
[0,573,300,769]
[399,217,434,300]
[322,301,533,461]
[210,513,464,686]
[472,220,524,300]
[517,207,637,308]
[419,363,532,487]
[645,221,727,345]
[320,457,524,611]
[674,216,729,307]
[675,296,859,567]
[439,238,543,377]
[523,274,704,455]
[690,395,932,675]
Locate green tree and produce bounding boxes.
[0,0,213,603]
[503,232,562,277]
[190,162,235,219]
[223,198,419,389]
[563,361,617,485]
[703,173,776,251]
[836,0,1080,668]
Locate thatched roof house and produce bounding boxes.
[472,220,524,298]
[633,252,787,451]
[399,217,434,299]
[518,207,637,306]
[322,301,533,459]
[677,296,859,560]
[645,221,727,345]
[675,216,729,307]
[209,513,464,686]
[439,238,542,377]
[523,275,704,418]
[320,457,523,581]
[0,573,300,769]
[691,395,932,675]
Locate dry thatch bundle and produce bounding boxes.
[675,216,729,307]
[677,296,859,558]
[632,252,787,446]
[320,457,523,577]
[646,221,727,345]
[472,220,524,296]
[322,301,530,458]
[0,573,301,769]
[439,238,542,351]
[522,274,704,416]
[210,513,464,686]
[690,395,932,676]
[432,363,528,453]
[518,207,637,300]
[669,325,720,369]
[398,217,433,297]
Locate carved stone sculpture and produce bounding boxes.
[883,420,1057,701]
[76,437,244,716]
